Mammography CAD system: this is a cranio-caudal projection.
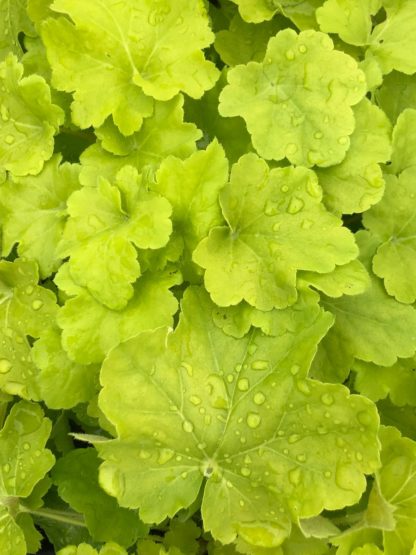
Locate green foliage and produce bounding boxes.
[1,1,416,554]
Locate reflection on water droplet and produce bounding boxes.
[288,434,300,444]
[248,343,258,355]
[239,499,245,507]
[285,49,295,61]
[296,454,306,463]
[357,410,372,427]
[287,197,304,215]
[4,134,15,145]
[207,374,228,410]
[158,448,174,464]
[238,378,249,391]
[253,392,266,405]
[181,362,193,377]
[246,412,261,429]
[241,466,251,477]
[324,470,332,478]
[314,131,323,139]
[32,300,43,311]
[0,359,12,374]
[296,379,310,395]
[25,286,34,295]
[23,442,30,450]
[3,463,10,473]
[181,471,188,479]
[298,44,307,53]
[321,393,334,406]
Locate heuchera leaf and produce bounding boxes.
[57,544,128,555]
[58,165,172,310]
[41,0,218,134]
[0,0,34,58]
[390,108,416,174]
[193,153,357,310]
[97,287,380,549]
[0,155,80,278]
[219,29,366,167]
[0,401,54,555]
[0,54,64,176]
[0,259,57,399]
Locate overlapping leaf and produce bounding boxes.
[193,153,357,310]
[0,155,80,278]
[41,0,218,134]
[0,54,64,175]
[219,29,366,167]
[58,165,172,310]
[97,287,379,549]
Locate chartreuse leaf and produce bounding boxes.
[390,109,416,174]
[27,0,54,26]
[299,260,370,299]
[215,12,286,66]
[52,448,143,546]
[368,426,416,554]
[0,401,54,555]
[228,0,322,27]
[95,96,200,158]
[376,73,416,124]
[377,401,416,442]
[97,287,380,549]
[0,54,64,176]
[57,544,128,555]
[316,0,381,46]
[0,259,57,398]
[153,140,228,281]
[31,327,99,409]
[228,0,279,23]
[41,0,218,134]
[219,29,366,167]
[312,230,416,383]
[0,155,80,278]
[193,153,357,310]
[58,165,172,310]
[0,0,34,58]
[56,267,181,364]
[353,357,416,407]
[363,170,416,304]
[369,0,416,74]
[316,99,391,215]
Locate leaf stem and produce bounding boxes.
[19,505,87,528]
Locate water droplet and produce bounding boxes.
[246,412,261,429]
[264,199,280,216]
[3,463,10,473]
[183,420,194,433]
[181,471,188,479]
[296,379,310,395]
[324,470,332,478]
[251,360,268,371]
[4,134,15,145]
[296,453,306,463]
[283,448,289,455]
[301,219,313,229]
[23,442,30,450]
[139,449,151,459]
[287,197,304,215]
[355,451,363,462]
[248,343,258,355]
[288,434,301,444]
[237,378,249,391]
[207,374,228,410]
[189,395,201,406]
[289,467,302,486]
[290,365,300,376]
[181,362,193,377]
[158,448,174,464]
[0,359,12,374]
[298,44,307,53]
[357,410,372,427]
[239,500,245,507]
[314,131,323,139]
[253,392,266,405]
[226,374,234,383]
[32,300,43,311]
[317,425,327,435]
[285,143,298,156]
[25,286,34,295]
[20,471,26,479]
[335,463,357,491]
[241,466,251,477]
[338,136,348,145]
[321,393,334,406]
[285,49,295,61]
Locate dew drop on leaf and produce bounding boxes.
[4,134,15,145]
[189,395,201,406]
[183,420,194,433]
[241,466,251,477]
[251,360,268,371]
[287,197,304,215]
[31,300,43,311]
[288,466,302,486]
[253,392,266,405]
[321,393,334,406]
[0,359,12,374]
[246,412,261,429]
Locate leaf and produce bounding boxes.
[369,0,416,74]
[228,0,322,28]
[0,0,34,58]
[316,0,382,46]
[299,260,370,298]
[193,153,357,310]
[41,0,218,134]
[80,95,200,187]
[56,267,181,364]
[0,258,57,399]
[0,53,64,176]
[219,29,366,167]
[215,13,286,66]
[58,165,172,310]
[97,287,380,549]
[228,0,279,23]
[316,99,391,215]
[0,401,54,555]
[363,170,416,303]
[390,108,416,174]
[31,327,99,409]
[377,400,416,442]
[372,426,416,554]
[57,544,128,555]
[0,155,80,278]
[375,72,416,124]
[153,140,229,281]
[52,448,143,546]
[353,357,416,406]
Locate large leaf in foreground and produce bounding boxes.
[97,287,380,548]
